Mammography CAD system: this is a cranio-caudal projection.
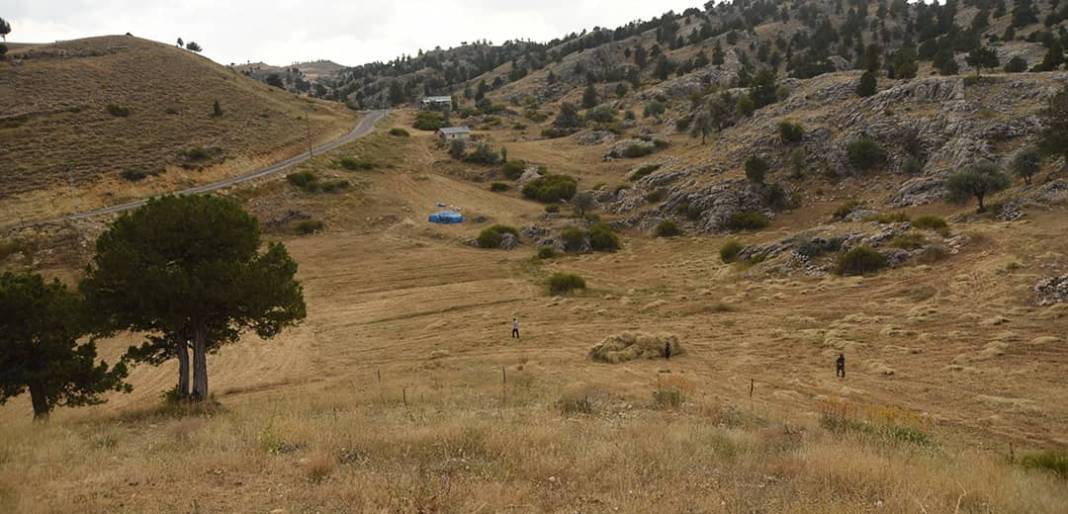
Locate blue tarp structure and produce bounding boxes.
[428,210,464,224]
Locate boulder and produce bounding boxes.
[499,233,520,250]
[1036,275,1068,306]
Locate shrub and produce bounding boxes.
[890,233,927,250]
[654,220,682,237]
[913,215,948,232]
[762,183,790,211]
[725,211,770,231]
[644,189,666,203]
[388,127,410,137]
[1003,56,1028,73]
[856,71,878,97]
[448,140,466,160]
[586,106,617,123]
[643,100,666,118]
[545,204,560,214]
[413,111,445,130]
[540,127,574,139]
[537,246,557,259]
[736,95,756,117]
[720,240,745,263]
[622,144,655,158]
[502,160,527,180]
[477,225,519,249]
[295,220,324,234]
[744,156,768,184]
[106,104,130,117]
[212,99,223,117]
[119,168,153,181]
[630,164,661,181]
[464,143,501,165]
[778,121,804,144]
[561,226,587,249]
[558,395,594,415]
[179,146,222,162]
[835,246,887,276]
[915,244,950,264]
[652,388,685,409]
[337,156,375,171]
[833,200,863,220]
[318,180,349,193]
[866,211,911,224]
[548,273,586,294]
[522,175,578,203]
[1020,451,1068,479]
[589,223,621,252]
[847,137,887,171]
[286,171,317,189]
[489,182,510,192]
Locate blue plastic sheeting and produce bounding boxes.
[428,210,464,224]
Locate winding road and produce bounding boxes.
[20,109,388,227]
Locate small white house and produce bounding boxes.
[436,126,471,142]
[420,96,453,111]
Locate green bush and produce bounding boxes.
[413,111,445,130]
[778,120,804,144]
[489,182,510,192]
[1020,451,1068,479]
[655,220,682,237]
[586,106,617,123]
[725,211,769,231]
[589,223,621,252]
[835,246,887,276]
[652,388,685,409]
[318,180,349,193]
[720,240,745,263]
[178,146,222,162]
[643,100,666,118]
[106,104,130,117]
[522,175,578,203]
[548,273,586,294]
[847,137,888,171]
[388,127,410,137]
[337,156,375,171]
[630,164,661,181]
[295,220,324,235]
[744,156,768,184]
[537,246,557,259]
[286,171,317,189]
[622,144,655,158]
[477,225,519,249]
[540,127,574,139]
[913,215,948,232]
[502,160,527,180]
[1003,56,1028,73]
[119,168,154,181]
[464,142,500,165]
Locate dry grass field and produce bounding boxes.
[2,112,1067,512]
[0,36,354,223]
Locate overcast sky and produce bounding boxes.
[4,0,702,66]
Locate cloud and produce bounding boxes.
[4,0,701,65]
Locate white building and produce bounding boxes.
[436,126,471,141]
[420,96,453,111]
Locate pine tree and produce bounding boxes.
[176,37,183,48]
[712,41,726,65]
[82,195,306,402]
[582,82,599,109]
[1,272,130,420]
[857,71,878,97]
[965,45,999,76]
[0,17,10,42]
[185,41,202,53]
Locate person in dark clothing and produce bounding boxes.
[836,353,846,378]
[511,317,520,339]
[664,341,672,359]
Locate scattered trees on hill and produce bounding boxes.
[81,195,306,402]
[1012,146,1042,185]
[945,162,1012,212]
[857,71,877,97]
[0,272,130,420]
[176,37,183,48]
[265,73,285,89]
[1039,84,1068,173]
[185,41,202,53]
[965,45,999,77]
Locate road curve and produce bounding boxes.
[19,110,388,227]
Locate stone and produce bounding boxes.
[1035,275,1068,306]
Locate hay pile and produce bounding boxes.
[589,332,683,363]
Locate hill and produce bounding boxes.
[231,59,345,95]
[0,35,354,222]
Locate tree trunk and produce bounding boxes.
[29,382,50,421]
[191,327,209,402]
[977,194,986,213]
[176,338,190,398]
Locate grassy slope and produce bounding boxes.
[2,116,1067,511]
[0,35,353,220]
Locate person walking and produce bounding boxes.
[836,353,846,378]
[511,317,520,339]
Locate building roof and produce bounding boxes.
[437,126,471,135]
[422,96,453,103]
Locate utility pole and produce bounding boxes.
[305,107,313,158]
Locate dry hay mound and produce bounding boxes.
[589,332,683,363]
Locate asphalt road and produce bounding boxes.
[17,109,388,228]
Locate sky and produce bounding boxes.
[2,0,703,66]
